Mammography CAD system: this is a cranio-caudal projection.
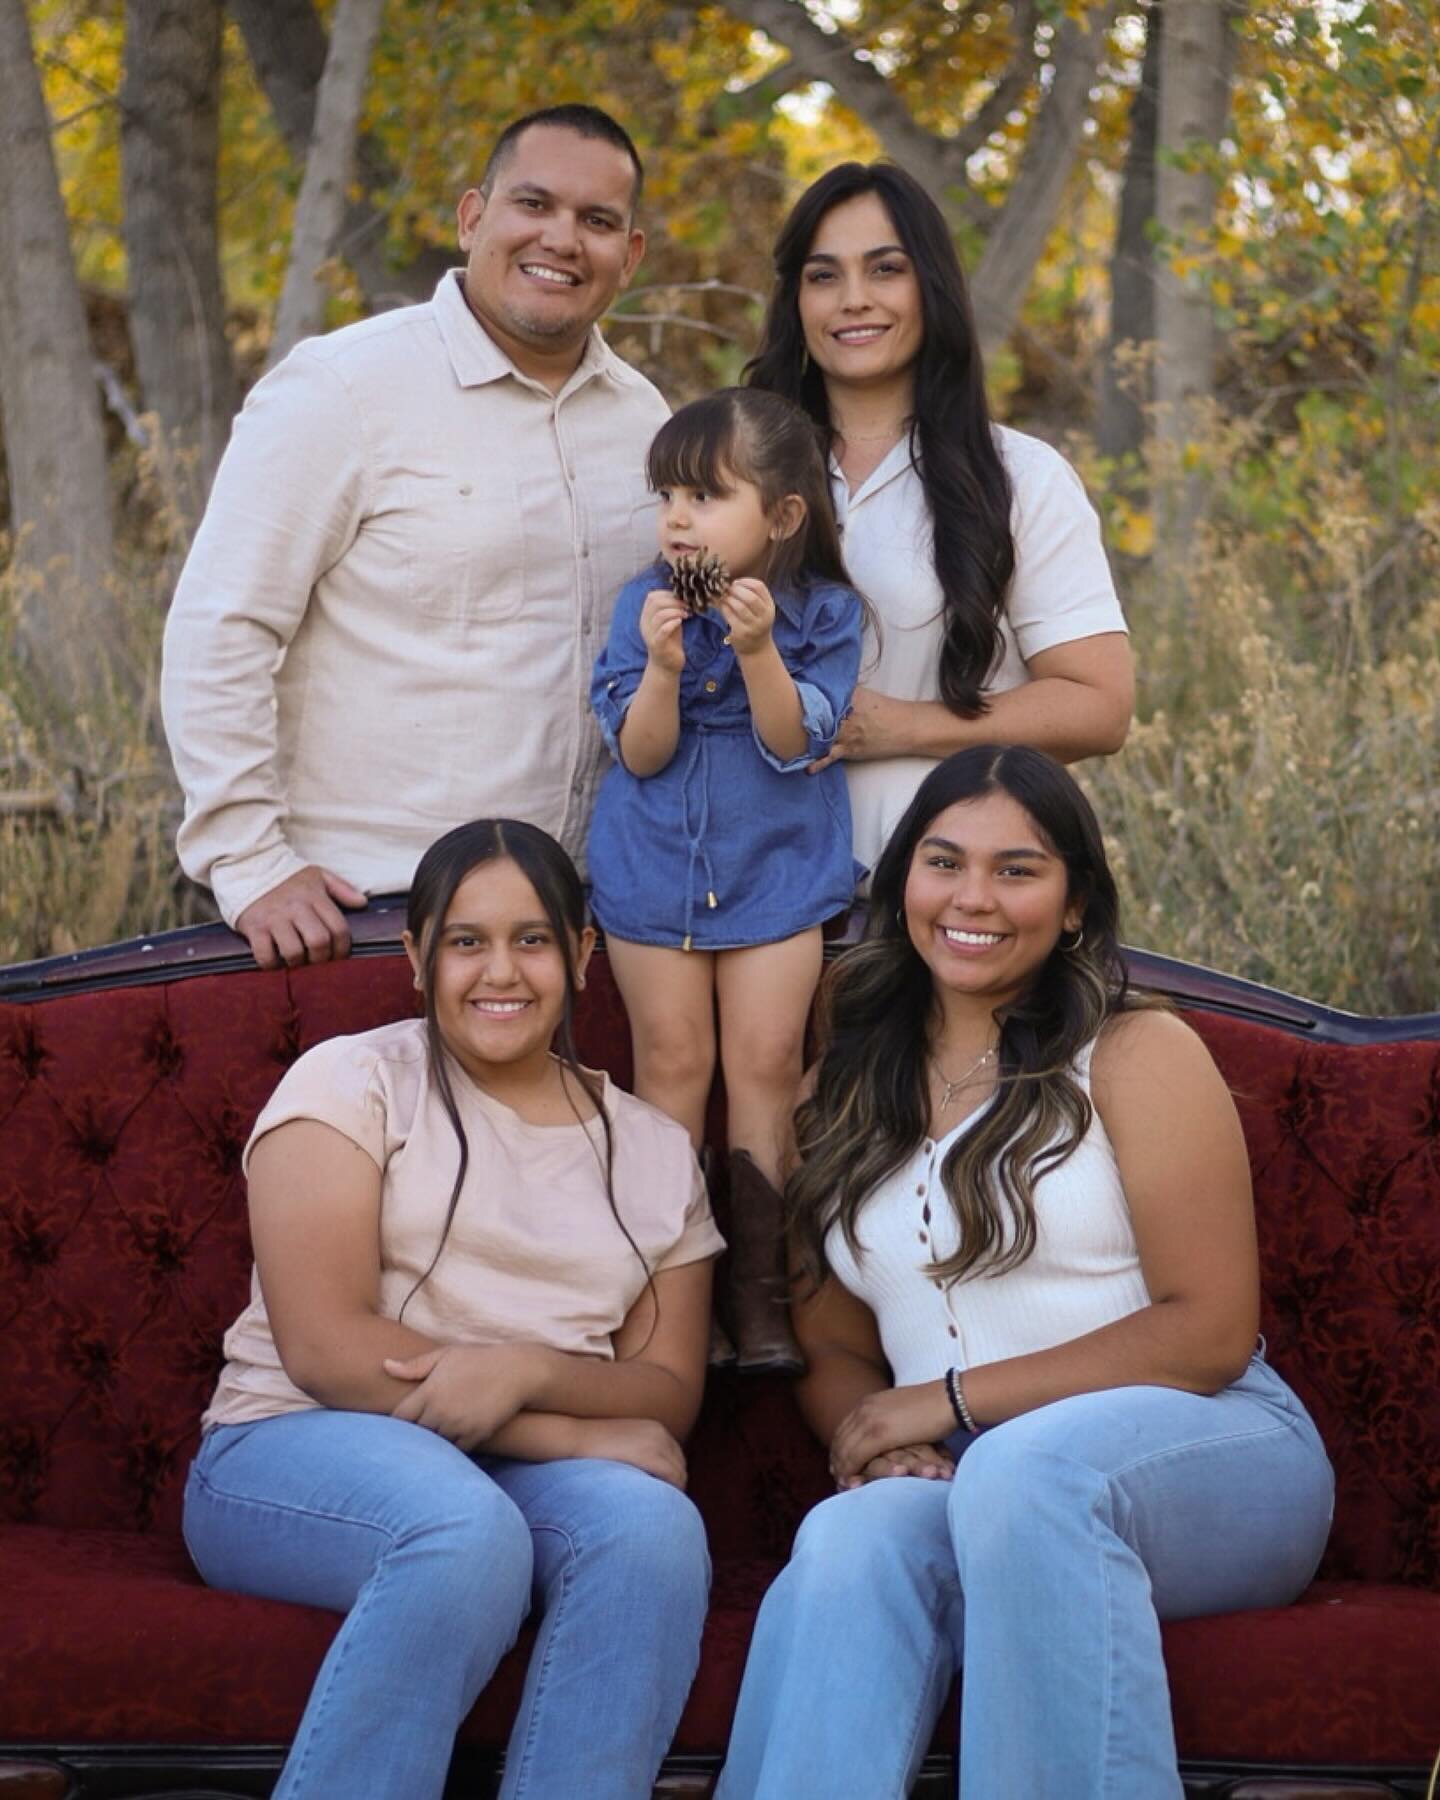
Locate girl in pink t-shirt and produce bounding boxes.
[183,819,722,1800]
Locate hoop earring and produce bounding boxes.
[1058,927,1086,955]
[895,906,906,931]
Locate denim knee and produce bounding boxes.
[948,1427,1108,1563]
[581,1476,711,1605]
[403,1481,535,1628]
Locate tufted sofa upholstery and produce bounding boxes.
[1,946,1437,1798]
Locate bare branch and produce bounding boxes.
[948,0,1041,165]
[680,0,983,227]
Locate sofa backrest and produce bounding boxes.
[1,955,1435,1592]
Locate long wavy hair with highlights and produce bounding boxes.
[788,747,1140,1292]
[745,160,1014,715]
[398,818,652,1324]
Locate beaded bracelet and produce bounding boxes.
[944,1366,979,1435]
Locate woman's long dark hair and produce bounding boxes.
[746,161,1014,715]
[789,747,1138,1292]
[399,818,652,1324]
[647,386,852,596]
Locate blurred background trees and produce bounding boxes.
[0,0,1436,1009]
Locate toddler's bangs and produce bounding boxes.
[646,406,741,497]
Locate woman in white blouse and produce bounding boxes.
[716,746,1333,1798]
[747,161,1134,874]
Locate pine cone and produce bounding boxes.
[668,549,730,617]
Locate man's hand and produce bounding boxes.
[236,866,368,970]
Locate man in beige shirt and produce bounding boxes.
[162,106,668,968]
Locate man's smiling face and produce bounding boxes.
[456,124,644,379]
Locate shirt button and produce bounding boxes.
[915,1183,925,1197]
[917,1230,927,1244]
[704,679,717,693]
[948,1324,958,1339]
[923,1141,933,1153]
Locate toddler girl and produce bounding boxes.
[589,387,864,1373]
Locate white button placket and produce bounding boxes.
[922,1138,965,1353]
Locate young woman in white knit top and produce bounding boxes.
[717,746,1334,1800]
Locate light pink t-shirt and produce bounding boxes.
[204,1019,724,1429]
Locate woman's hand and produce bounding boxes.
[807,686,918,770]
[719,577,777,656]
[385,1342,544,1450]
[829,1380,956,1485]
[640,588,688,675]
[846,1443,955,1490]
[572,1418,689,1489]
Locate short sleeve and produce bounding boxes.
[242,1033,391,1176]
[652,1155,727,1273]
[589,570,660,756]
[1004,437,1127,663]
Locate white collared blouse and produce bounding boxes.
[834,425,1127,873]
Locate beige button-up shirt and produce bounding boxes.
[161,273,669,924]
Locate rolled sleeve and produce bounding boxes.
[751,584,863,773]
[589,573,654,758]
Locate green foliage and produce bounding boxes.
[5,0,1439,1010]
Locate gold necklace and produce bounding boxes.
[933,1047,997,1111]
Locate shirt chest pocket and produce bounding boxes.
[402,469,528,623]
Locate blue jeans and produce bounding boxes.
[183,1410,711,1800]
[716,1355,1333,1799]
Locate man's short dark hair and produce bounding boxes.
[479,106,644,213]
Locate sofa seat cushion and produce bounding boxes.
[3,1528,1436,1768]
[1162,1581,1440,1764]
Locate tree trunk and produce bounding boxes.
[1154,0,1237,479]
[0,0,118,695]
[266,0,386,370]
[709,0,1113,353]
[229,0,452,312]
[970,0,1119,358]
[1097,0,1163,459]
[121,0,237,521]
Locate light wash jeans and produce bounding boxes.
[717,1354,1333,1799]
[183,1410,711,1800]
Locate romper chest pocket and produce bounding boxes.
[403,469,528,623]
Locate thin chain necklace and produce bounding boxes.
[932,1047,997,1111]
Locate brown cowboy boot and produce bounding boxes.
[726,1149,803,1376]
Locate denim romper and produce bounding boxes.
[587,564,863,950]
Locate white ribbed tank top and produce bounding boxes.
[825,1043,1151,1383]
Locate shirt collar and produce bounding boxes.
[432,270,624,398]
[829,434,915,508]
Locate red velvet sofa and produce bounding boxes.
[1,913,1437,1799]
